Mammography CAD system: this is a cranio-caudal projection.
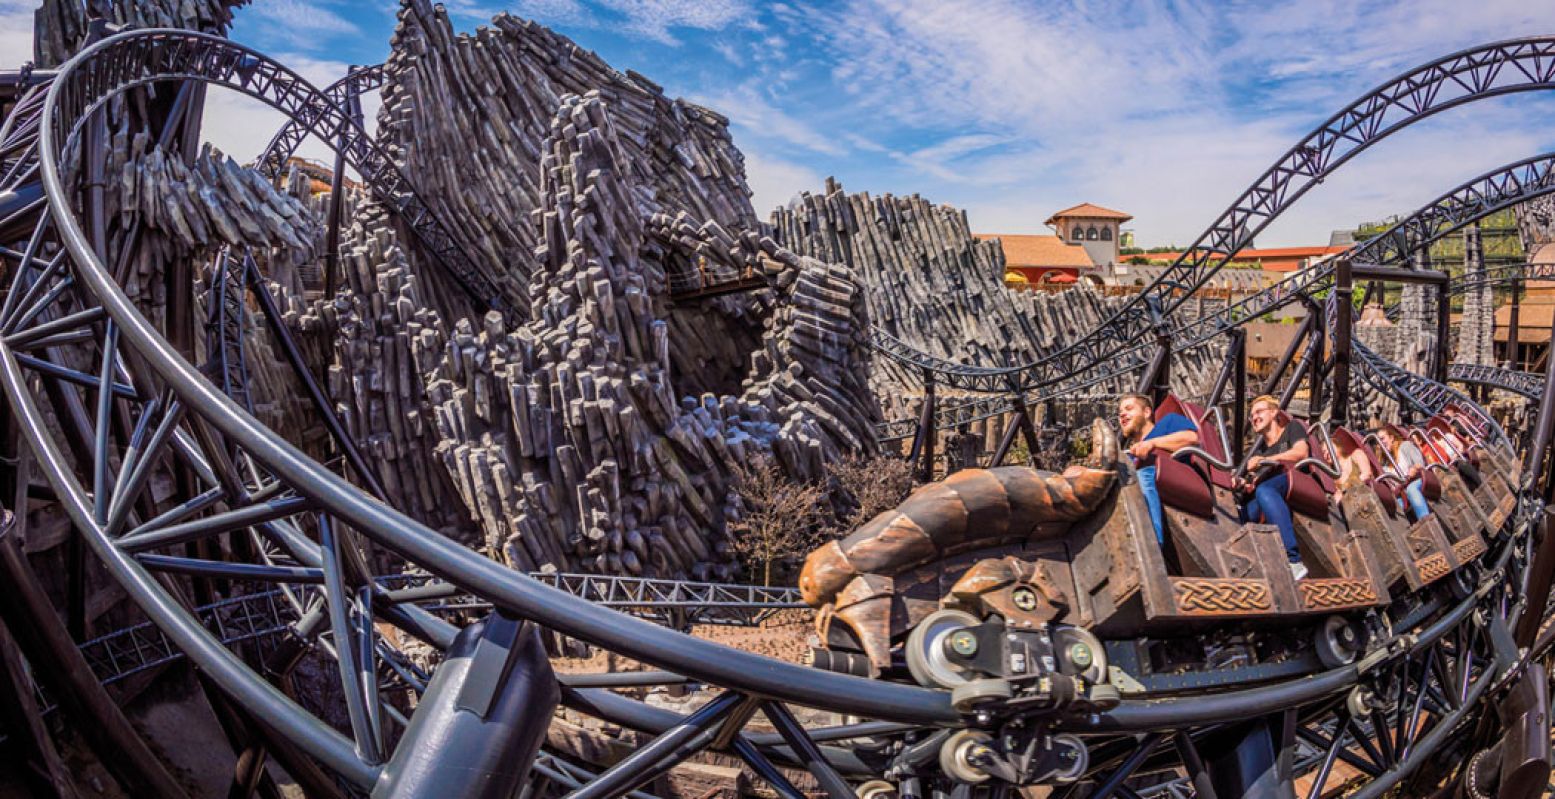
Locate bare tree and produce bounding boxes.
[727,459,831,586]
[829,454,916,530]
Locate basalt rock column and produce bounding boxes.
[1457,225,1495,367]
[378,0,760,335]
[770,182,1222,420]
[416,94,879,578]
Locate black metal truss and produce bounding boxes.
[1449,363,1544,400]
[528,572,803,627]
[1353,339,1509,446]
[0,77,46,188]
[1064,594,1501,799]
[868,37,1555,394]
[252,62,385,180]
[42,30,506,310]
[2,24,1548,799]
[880,150,1555,440]
[1352,152,1555,267]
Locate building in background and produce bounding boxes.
[981,232,1095,286]
[1045,203,1132,268]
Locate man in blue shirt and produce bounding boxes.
[1118,394,1200,546]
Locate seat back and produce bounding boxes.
[1420,467,1442,502]
[1306,427,1340,494]
[1345,428,1401,519]
[1274,414,1327,519]
[1284,467,1331,519]
[1148,395,1215,518]
[1172,397,1235,489]
[1410,429,1447,466]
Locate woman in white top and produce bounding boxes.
[1378,424,1430,520]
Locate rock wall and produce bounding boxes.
[412,95,877,577]
[1456,225,1495,367]
[31,0,246,67]
[1516,195,1555,247]
[378,0,758,333]
[769,181,1224,421]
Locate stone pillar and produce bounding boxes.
[1456,224,1494,367]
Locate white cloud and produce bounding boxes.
[593,0,750,45]
[695,82,846,156]
[247,0,359,38]
[742,149,823,216]
[767,0,1555,247]
[1,0,36,67]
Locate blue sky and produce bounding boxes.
[9,0,1555,247]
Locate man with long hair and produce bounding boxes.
[1117,394,1198,545]
[1234,395,1310,579]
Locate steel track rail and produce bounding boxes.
[879,150,1555,440]
[252,63,385,180]
[2,25,1543,797]
[865,37,1555,394]
[1449,363,1544,399]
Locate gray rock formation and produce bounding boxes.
[410,95,877,578]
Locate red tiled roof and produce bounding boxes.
[1128,246,1348,272]
[976,233,1095,268]
[1044,203,1133,225]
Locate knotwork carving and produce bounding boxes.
[1452,536,1487,562]
[1299,579,1378,610]
[1417,552,1450,582]
[1172,578,1272,614]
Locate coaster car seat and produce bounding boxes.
[1272,411,1329,520]
[1147,395,1215,519]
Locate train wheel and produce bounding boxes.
[951,678,1013,712]
[1315,615,1364,669]
[1049,734,1090,783]
[939,730,994,784]
[1054,625,1109,684]
[855,780,898,799]
[905,609,980,688]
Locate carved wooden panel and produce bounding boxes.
[1171,577,1273,615]
[1299,578,1379,611]
[1452,534,1487,563]
[1416,552,1450,583]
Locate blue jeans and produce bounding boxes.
[1399,479,1431,520]
[1138,465,1165,545]
[1239,473,1300,562]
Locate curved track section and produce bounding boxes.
[1,25,1550,799]
[253,62,385,180]
[880,150,1555,441]
[1450,363,1544,399]
[39,30,502,310]
[870,37,1555,394]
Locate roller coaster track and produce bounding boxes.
[1,24,1552,799]
[252,62,385,181]
[1353,339,1509,446]
[32,30,504,311]
[7,570,798,725]
[1450,363,1545,400]
[879,150,1555,442]
[869,37,1555,394]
